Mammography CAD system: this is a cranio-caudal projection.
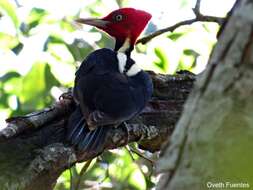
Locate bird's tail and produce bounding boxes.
[67,106,109,153]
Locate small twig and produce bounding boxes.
[98,162,110,184]
[75,159,93,190]
[128,146,154,166]
[125,147,147,182]
[69,168,73,190]
[137,0,225,44]
[125,146,136,161]
[125,146,147,178]
[137,19,197,44]
[193,0,201,15]
[14,0,22,7]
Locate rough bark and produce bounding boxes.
[0,71,195,190]
[157,0,253,189]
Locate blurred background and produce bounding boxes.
[0,0,235,189]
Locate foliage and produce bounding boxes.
[0,0,227,189]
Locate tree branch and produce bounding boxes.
[0,71,195,189]
[137,0,225,45]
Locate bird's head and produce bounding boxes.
[76,8,151,49]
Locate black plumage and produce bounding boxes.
[67,48,153,153]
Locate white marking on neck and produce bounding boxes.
[116,37,141,76]
[126,63,141,77]
[118,37,130,53]
[117,52,127,74]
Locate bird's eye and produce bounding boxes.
[114,14,123,22]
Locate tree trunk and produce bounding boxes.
[157,0,253,189]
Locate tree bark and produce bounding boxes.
[0,71,195,190]
[157,0,253,189]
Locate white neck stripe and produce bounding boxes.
[126,63,141,76]
[117,52,127,74]
[116,38,141,77]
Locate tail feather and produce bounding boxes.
[78,127,108,152]
[67,118,85,143]
[78,130,96,150]
[90,127,108,150]
[67,106,109,153]
[71,123,85,145]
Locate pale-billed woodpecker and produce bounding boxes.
[67,8,153,153]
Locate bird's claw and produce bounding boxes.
[87,111,107,130]
[59,92,73,101]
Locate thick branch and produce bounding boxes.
[0,71,195,189]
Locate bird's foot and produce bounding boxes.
[87,110,117,130]
[87,111,102,130]
[59,90,73,101]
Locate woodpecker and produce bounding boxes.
[67,8,153,153]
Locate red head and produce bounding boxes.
[76,8,152,46]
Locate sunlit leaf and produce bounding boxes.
[183,49,200,57]
[129,168,146,190]
[178,57,194,71]
[12,42,23,54]
[67,39,94,62]
[84,0,103,17]
[60,18,75,32]
[96,31,114,49]
[55,170,70,190]
[153,47,169,72]
[178,49,200,71]
[167,32,184,41]
[44,64,61,89]
[0,72,21,112]
[48,43,74,63]
[0,0,19,29]
[0,71,20,82]
[0,32,19,50]
[20,62,60,112]
[26,8,48,32]
[0,93,9,108]
[3,77,22,95]
[43,35,64,51]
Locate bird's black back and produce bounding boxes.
[67,48,153,153]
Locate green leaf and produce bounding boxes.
[0,72,21,110]
[0,93,9,108]
[47,43,74,63]
[26,8,48,31]
[153,47,169,72]
[183,49,200,57]
[0,32,19,50]
[43,35,64,51]
[178,49,200,71]
[67,39,94,62]
[167,32,184,41]
[0,71,20,82]
[20,62,60,112]
[44,64,61,90]
[0,0,19,29]
[12,42,23,54]
[60,19,75,32]
[129,168,146,190]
